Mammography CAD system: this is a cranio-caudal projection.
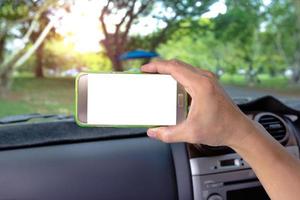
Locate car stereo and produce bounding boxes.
[190,146,299,200]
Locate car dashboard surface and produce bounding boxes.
[0,96,299,200]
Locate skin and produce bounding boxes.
[141,59,300,200]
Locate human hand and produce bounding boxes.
[141,60,257,147]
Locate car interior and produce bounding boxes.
[0,95,299,200]
[1,0,300,199]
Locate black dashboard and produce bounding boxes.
[0,96,299,200]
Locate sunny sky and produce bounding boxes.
[55,0,228,53]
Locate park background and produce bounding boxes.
[0,0,300,117]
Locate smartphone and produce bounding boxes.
[75,73,187,127]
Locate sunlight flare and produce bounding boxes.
[55,0,105,53]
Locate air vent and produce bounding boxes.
[256,113,288,142]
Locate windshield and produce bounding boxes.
[0,0,300,118]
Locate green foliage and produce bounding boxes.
[126,32,160,51]
[213,0,263,70]
[157,0,300,81]
[80,53,112,72]
[158,33,215,70]
[43,39,112,72]
[214,0,262,43]
[158,18,245,74]
[2,0,300,79]
[161,0,218,17]
[263,0,297,65]
[122,0,217,53]
[44,40,77,70]
[0,1,29,20]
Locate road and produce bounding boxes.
[223,85,300,110]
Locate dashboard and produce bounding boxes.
[189,96,300,200]
[0,96,299,200]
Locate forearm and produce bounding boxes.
[231,121,300,200]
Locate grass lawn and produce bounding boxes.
[220,73,300,95]
[0,77,75,118]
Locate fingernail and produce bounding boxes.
[141,65,147,71]
[147,128,158,138]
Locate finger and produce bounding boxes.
[141,60,199,89]
[200,69,216,79]
[142,59,196,72]
[147,123,188,143]
[143,59,215,79]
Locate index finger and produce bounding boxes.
[141,60,200,88]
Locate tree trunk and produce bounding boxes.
[0,66,13,97]
[292,65,300,83]
[0,48,25,96]
[0,33,6,62]
[0,19,53,94]
[293,30,300,83]
[246,60,257,85]
[111,56,123,71]
[35,42,44,78]
[101,38,124,72]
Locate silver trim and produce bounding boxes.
[190,146,299,200]
[284,114,298,122]
[190,146,299,176]
[77,74,88,123]
[177,83,187,124]
[254,112,289,143]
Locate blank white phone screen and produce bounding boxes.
[87,74,177,126]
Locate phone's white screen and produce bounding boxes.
[87,74,177,126]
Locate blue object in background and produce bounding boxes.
[119,50,159,60]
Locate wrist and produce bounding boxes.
[226,116,263,152]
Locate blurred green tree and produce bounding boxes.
[157,18,244,76]
[99,0,217,71]
[293,0,300,83]
[0,0,61,95]
[262,0,300,83]
[213,0,264,84]
[29,10,55,78]
[43,39,112,74]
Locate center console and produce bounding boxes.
[189,111,300,200]
[190,146,299,200]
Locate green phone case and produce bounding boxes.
[74,72,188,128]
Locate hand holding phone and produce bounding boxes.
[76,73,187,127]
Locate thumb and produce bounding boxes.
[147,123,187,143]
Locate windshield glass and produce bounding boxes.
[0,0,300,118]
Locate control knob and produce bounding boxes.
[207,194,223,200]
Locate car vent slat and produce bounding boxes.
[260,121,282,126]
[257,114,287,143]
[273,135,286,140]
[267,129,285,134]
[265,126,284,131]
